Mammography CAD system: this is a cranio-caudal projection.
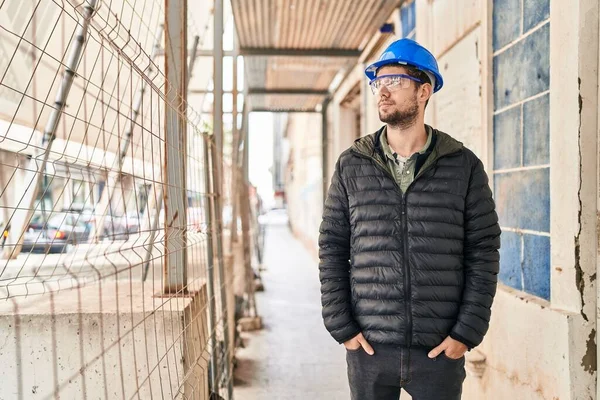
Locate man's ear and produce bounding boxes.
[419,83,433,104]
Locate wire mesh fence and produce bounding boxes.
[0,1,243,398]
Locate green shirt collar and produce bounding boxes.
[380,125,432,162]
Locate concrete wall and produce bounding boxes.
[0,150,28,229]
[326,90,363,190]
[0,282,210,399]
[284,113,323,256]
[549,0,598,397]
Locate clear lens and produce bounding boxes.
[369,74,421,95]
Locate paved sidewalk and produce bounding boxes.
[233,218,350,400]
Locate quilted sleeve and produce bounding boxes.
[450,157,501,349]
[318,157,361,344]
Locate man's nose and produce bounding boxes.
[378,85,391,98]
[379,85,391,97]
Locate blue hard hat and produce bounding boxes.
[365,38,444,93]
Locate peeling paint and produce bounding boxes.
[575,77,587,321]
[574,239,587,321]
[578,78,583,112]
[581,329,597,373]
[597,211,600,252]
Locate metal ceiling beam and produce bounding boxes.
[239,48,361,58]
[191,89,330,96]
[189,89,232,94]
[157,49,236,57]
[158,48,360,58]
[250,108,319,113]
[247,88,330,96]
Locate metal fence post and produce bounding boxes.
[203,137,219,397]
[142,32,200,283]
[210,141,233,398]
[162,0,188,293]
[239,107,258,320]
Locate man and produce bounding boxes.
[318,38,501,400]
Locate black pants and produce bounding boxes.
[346,343,466,400]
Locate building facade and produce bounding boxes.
[284,1,598,398]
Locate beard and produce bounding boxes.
[378,92,419,130]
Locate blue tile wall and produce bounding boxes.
[499,232,550,300]
[493,23,549,110]
[499,231,523,291]
[494,168,550,232]
[523,0,550,32]
[401,1,416,38]
[493,0,551,300]
[522,234,550,300]
[494,106,522,170]
[493,0,521,50]
[523,93,550,166]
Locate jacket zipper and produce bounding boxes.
[401,194,411,347]
[349,147,462,348]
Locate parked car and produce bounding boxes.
[98,212,145,241]
[21,225,69,254]
[101,215,129,241]
[121,212,142,235]
[52,212,90,243]
[21,212,89,253]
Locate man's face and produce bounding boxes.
[374,65,420,129]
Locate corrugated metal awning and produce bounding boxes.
[232,0,401,112]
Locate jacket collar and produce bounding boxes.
[380,125,433,163]
[352,124,463,165]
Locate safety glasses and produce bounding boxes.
[369,74,423,95]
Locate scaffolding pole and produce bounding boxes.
[141,32,199,282]
[2,0,97,260]
[213,0,224,196]
[229,33,239,251]
[212,1,233,395]
[244,112,250,182]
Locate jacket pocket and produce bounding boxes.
[440,352,464,362]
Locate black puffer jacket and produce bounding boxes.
[319,126,501,349]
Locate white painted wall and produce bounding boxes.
[463,287,573,400]
[549,0,598,397]
[431,27,485,159]
[284,113,323,254]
